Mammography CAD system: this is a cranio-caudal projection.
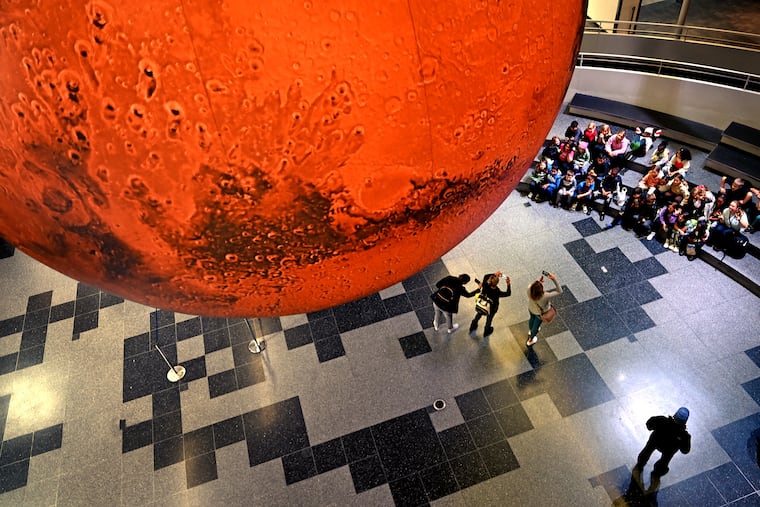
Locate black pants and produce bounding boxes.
[636,438,677,477]
[470,310,496,335]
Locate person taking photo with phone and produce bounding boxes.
[526,271,562,346]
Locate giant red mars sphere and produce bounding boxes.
[0,1,585,317]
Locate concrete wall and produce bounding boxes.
[564,66,760,131]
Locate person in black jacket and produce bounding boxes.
[469,272,511,337]
[636,407,691,480]
[431,274,478,333]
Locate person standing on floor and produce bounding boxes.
[431,274,478,333]
[469,272,511,338]
[526,272,562,346]
[635,407,691,487]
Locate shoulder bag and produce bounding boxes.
[475,293,492,316]
[540,303,557,323]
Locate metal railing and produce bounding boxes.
[579,20,760,92]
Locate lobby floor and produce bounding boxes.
[1,112,760,507]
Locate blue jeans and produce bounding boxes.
[528,311,542,338]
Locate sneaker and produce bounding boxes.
[570,203,578,211]
[646,232,655,240]
[528,192,534,200]
[663,240,670,248]
[433,320,439,331]
[526,336,538,346]
[582,205,589,214]
[599,212,605,221]
[669,244,678,252]
[447,323,460,334]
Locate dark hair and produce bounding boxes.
[458,274,471,284]
[679,147,692,161]
[570,120,579,128]
[529,281,544,301]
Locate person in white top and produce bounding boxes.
[526,272,562,346]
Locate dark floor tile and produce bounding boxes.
[213,415,245,449]
[383,294,414,318]
[16,345,45,370]
[23,308,50,330]
[421,260,450,286]
[282,447,317,485]
[0,353,17,375]
[438,424,476,460]
[628,280,662,305]
[562,297,628,350]
[208,369,238,398]
[184,426,214,459]
[26,291,53,312]
[543,354,616,417]
[228,322,253,346]
[479,440,519,477]
[153,386,181,418]
[182,356,207,383]
[372,409,446,482]
[151,324,177,348]
[467,413,505,449]
[619,307,656,334]
[633,256,668,279]
[349,454,387,493]
[310,316,338,341]
[493,404,533,438]
[402,272,430,292]
[19,326,46,350]
[76,283,99,298]
[153,411,183,442]
[32,424,63,456]
[706,462,754,503]
[449,450,490,489]
[414,306,435,331]
[75,294,100,316]
[203,328,230,354]
[314,335,346,362]
[342,428,377,462]
[152,309,175,329]
[231,340,256,367]
[640,237,669,255]
[123,351,170,402]
[333,294,389,333]
[124,333,150,359]
[0,315,24,338]
[176,317,202,341]
[200,317,227,333]
[284,324,313,350]
[745,345,760,369]
[726,493,760,506]
[664,472,724,507]
[741,378,760,405]
[455,389,491,421]
[420,461,459,500]
[154,435,184,470]
[312,438,346,474]
[0,459,29,493]
[185,451,217,488]
[243,397,310,467]
[712,414,760,490]
[0,433,32,466]
[236,360,265,389]
[72,311,98,334]
[49,301,75,323]
[589,465,630,502]
[407,287,433,311]
[99,292,124,308]
[398,332,432,359]
[123,420,153,453]
[573,216,604,237]
[389,474,429,507]
[481,379,520,411]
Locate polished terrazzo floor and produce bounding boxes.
[1,112,760,507]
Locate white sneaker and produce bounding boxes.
[447,323,460,334]
[526,336,538,346]
[646,232,655,240]
[669,244,679,252]
[664,240,670,248]
[433,320,439,331]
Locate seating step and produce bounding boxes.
[722,121,760,158]
[704,143,760,187]
[566,93,722,151]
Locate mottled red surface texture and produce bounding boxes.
[0,0,585,316]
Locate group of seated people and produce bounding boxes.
[526,120,760,259]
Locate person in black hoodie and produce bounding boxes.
[635,407,691,480]
[430,274,478,333]
[469,272,512,337]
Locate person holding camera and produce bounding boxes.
[526,271,562,346]
[469,272,511,338]
[430,274,478,333]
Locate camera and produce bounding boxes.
[542,270,550,277]
[499,273,507,279]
